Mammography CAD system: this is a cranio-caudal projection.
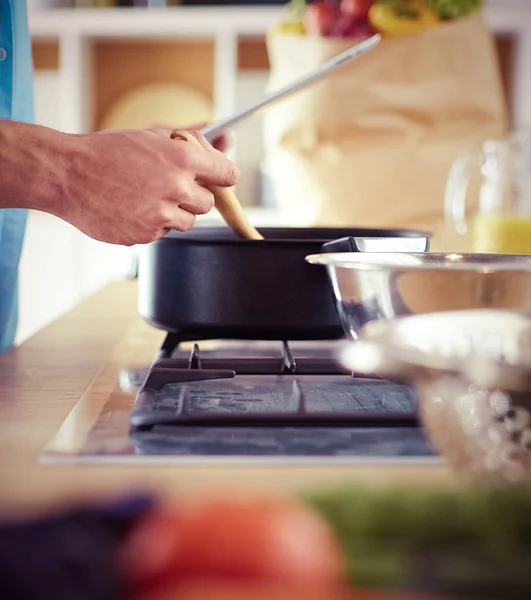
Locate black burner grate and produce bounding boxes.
[152,338,347,375]
[129,335,419,431]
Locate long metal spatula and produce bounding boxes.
[201,33,381,142]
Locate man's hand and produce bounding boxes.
[0,122,239,246]
[66,128,238,245]
[149,122,231,153]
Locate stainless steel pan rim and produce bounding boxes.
[305,252,531,272]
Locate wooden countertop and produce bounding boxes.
[0,281,453,518]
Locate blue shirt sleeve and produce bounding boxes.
[0,0,34,353]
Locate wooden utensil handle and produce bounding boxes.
[170,130,264,241]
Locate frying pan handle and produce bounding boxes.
[321,235,431,254]
[321,237,359,254]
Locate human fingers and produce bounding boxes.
[163,205,197,233]
[176,123,231,153]
[181,129,217,152]
[167,140,239,188]
[178,182,216,216]
[148,125,230,154]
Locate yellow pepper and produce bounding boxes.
[369,0,440,37]
[272,20,306,36]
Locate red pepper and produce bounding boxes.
[341,0,374,18]
[304,1,342,36]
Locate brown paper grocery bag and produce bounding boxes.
[264,13,508,231]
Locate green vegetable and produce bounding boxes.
[428,0,483,19]
[376,0,421,19]
[394,4,420,18]
[286,0,307,20]
[302,484,531,597]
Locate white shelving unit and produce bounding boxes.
[28,6,283,134]
[27,2,531,133]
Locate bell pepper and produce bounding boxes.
[272,20,307,35]
[369,0,440,36]
[305,1,342,37]
[272,0,307,35]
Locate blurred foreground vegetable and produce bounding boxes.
[304,484,531,598]
[2,485,531,599]
[0,493,155,600]
[121,497,344,597]
[136,581,460,600]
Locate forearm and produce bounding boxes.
[0,120,79,215]
[0,120,239,246]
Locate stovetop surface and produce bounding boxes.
[158,377,413,415]
[131,375,417,424]
[129,425,433,458]
[125,337,436,460]
[41,334,440,465]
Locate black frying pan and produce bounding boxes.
[137,227,430,341]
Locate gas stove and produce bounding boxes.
[127,332,436,460]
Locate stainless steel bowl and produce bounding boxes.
[306,252,531,339]
[339,309,531,483]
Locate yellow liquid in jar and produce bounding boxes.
[473,214,531,254]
